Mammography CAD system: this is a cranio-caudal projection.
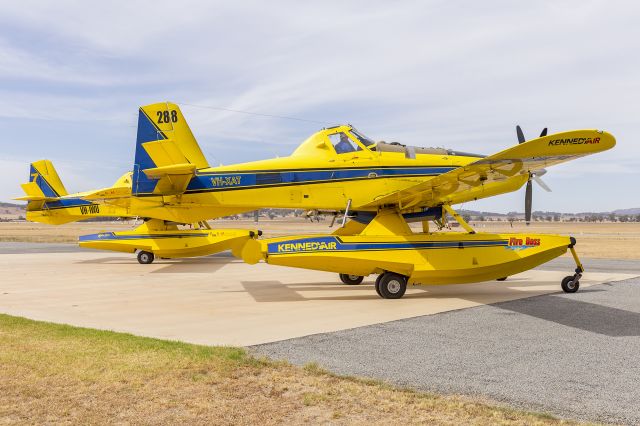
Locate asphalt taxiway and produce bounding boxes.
[253,278,640,424]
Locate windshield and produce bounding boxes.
[328,132,358,154]
[350,128,375,147]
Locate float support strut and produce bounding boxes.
[442,205,475,234]
[340,199,352,228]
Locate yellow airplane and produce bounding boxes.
[18,102,615,297]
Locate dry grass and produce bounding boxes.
[2,220,640,260]
[0,314,581,425]
[0,221,135,243]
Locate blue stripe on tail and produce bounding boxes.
[132,109,166,195]
[30,164,59,198]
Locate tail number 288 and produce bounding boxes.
[157,110,178,124]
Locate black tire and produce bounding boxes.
[374,274,383,296]
[339,273,364,285]
[561,275,580,293]
[496,277,508,281]
[377,272,407,299]
[137,251,154,264]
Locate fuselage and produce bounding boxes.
[26,125,482,224]
[127,125,482,223]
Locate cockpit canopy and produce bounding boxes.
[291,124,485,159]
[326,127,375,154]
[291,125,373,157]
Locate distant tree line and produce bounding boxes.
[468,213,640,223]
[227,210,640,223]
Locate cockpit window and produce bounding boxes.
[350,128,375,147]
[329,132,358,154]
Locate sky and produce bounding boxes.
[1,1,639,213]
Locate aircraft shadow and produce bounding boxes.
[76,256,139,265]
[76,255,238,274]
[239,280,534,303]
[494,292,640,337]
[240,280,425,302]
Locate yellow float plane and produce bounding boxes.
[17,102,615,298]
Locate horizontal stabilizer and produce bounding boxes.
[141,163,196,195]
[142,163,197,179]
[15,182,58,201]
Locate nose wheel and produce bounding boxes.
[561,275,580,293]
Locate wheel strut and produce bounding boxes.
[563,237,583,292]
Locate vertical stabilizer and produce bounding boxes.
[132,102,208,195]
[29,159,68,198]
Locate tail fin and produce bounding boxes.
[133,102,208,195]
[16,160,134,225]
[16,160,68,201]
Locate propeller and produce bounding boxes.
[531,170,552,192]
[516,125,526,144]
[516,126,552,225]
[525,179,533,224]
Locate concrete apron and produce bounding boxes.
[0,252,636,346]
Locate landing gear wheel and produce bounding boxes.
[377,272,407,299]
[339,274,364,285]
[561,275,580,293]
[137,251,154,264]
[496,277,508,281]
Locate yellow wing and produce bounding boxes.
[78,186,132,201]
[364,129,616,210]
[77,173,133,202]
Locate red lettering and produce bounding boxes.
[509,238,523,246]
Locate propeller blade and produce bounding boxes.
[532,175,552,192]
[525,179,533,225]
[516,125,526,144]
[539,127,548,137]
